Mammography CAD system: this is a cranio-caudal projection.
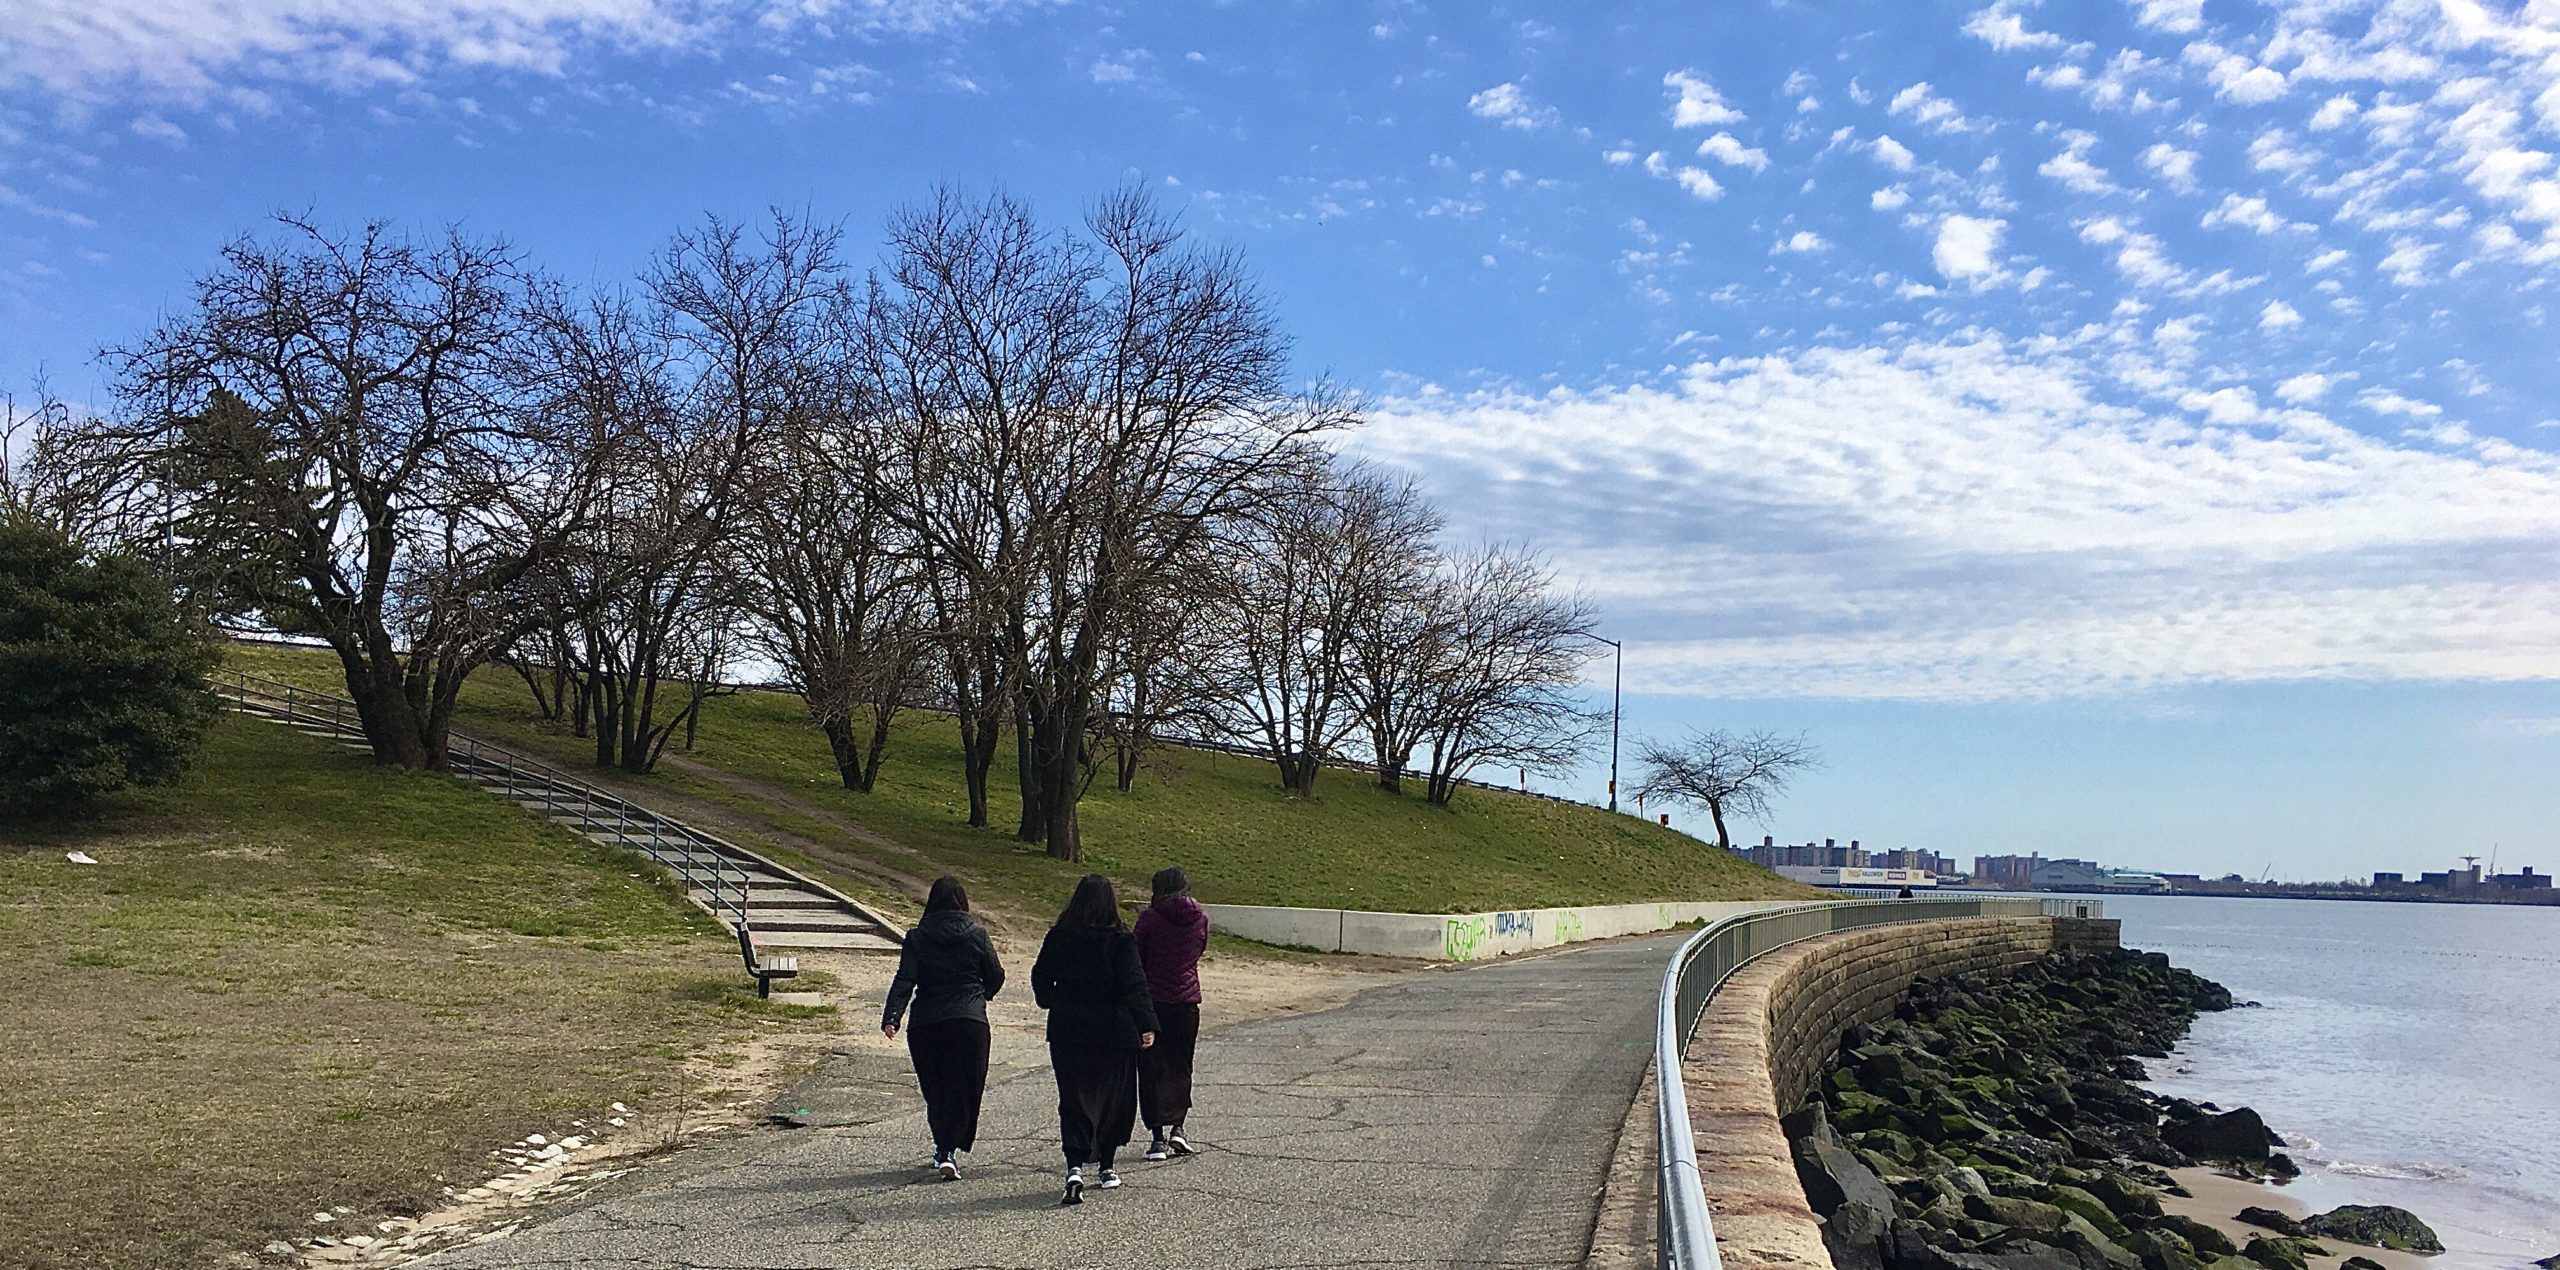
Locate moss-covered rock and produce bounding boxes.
[2300,1204,2443,1254]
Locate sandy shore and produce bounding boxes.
[2161,1167,2436,1270]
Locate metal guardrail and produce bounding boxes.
[1652,895,2101,1269]
[213,667,755,931]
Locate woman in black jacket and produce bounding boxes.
[1031,873,1158,1205]
[881,876,1006,1180]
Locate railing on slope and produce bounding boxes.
[213,667,754,931]
[1652,895,2102,1269]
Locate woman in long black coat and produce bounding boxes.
[1031,873,1158,1206]
[881,876,1006,1180]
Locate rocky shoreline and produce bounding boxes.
[1786,947,2447,1270]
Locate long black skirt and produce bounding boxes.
[908,1017,992,1154]
[1050,1042,1139,1167]
[1140,1002,1200,1131]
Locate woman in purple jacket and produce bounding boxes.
[1132,866,1209,1160]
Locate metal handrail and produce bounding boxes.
[1652,895,2099,1268]
[211,667,755,931]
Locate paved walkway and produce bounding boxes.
[417,934,1679,1270]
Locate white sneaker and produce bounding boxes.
[1167,1130,1194,1156]
[1144,1137,1170,1161]
[935,1154,958,1181]
[1096,1169,1122,1190]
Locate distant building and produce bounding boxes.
[2372,872,2405,887]
[2028,858,2169,893]
[1973,854,2040,886]
[2494,867,2552,891]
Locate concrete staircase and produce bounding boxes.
[215,669,903,960]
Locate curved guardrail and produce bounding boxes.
[213,667,756,931]
[1652,895,2101,1268]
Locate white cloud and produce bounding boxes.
[1773,230,1830,255]
[1361,335,2560,701]
[2038,131,2118,193]
[2078,215,2191,290]
[1468,81,1554,130]
[2194,44,2289,104]
[1870,134,1918,171]
[1962,4,2065,52]
[1888,81,1981,134]
[1663,70,1743,127]
[1673,166,1725,200]
[2309,94,2360,130]
[1089,50,1147,84]
[2201,193,2309,234]
[1694,132,1769,172]
[0,0,1036,100]
[2275,372,2331,402]
[2260,299,2304,330]
[129,112,189,143]
[1934,214,2007,284]
[2142,142,2199,194]
[2134,0,2206,34]
[1871,185,1911,211]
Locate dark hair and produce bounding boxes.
[1151,867,1189,901]
[925,875,970,916]
[1056,873,1124,932]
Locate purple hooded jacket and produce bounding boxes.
[1131,893,1209,1005]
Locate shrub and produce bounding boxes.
[0,518,220,813]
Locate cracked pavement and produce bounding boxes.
[415,934,1679,1270]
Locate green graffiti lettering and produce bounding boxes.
[1443,915,1491,960]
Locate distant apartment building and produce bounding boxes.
[1972,854,2040,886]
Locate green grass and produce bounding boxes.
[0,715,832,1270]
[227,643,1816,923]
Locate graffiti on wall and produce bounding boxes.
[1553,910,1586,943]
[1443,915,1491,960]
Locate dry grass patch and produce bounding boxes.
[0,717,834,1270]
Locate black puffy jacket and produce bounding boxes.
[1031,924,1159,1049]
[882,910,1006,1032]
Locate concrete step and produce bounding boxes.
[745,929,901,953]
[752,911,897,936]
[694,887,844,909]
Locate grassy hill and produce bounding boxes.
[0,715,828,1270]
[226,642,1816,925]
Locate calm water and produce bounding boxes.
[2094,894,2560,1270]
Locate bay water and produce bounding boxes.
[2097,893,2559,1269]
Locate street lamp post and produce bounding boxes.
[1594,635,1622,812]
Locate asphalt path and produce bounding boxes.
[417,933,1678,1270]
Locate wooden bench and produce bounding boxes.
[737,927,799,999]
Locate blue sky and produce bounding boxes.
[3,0,2555,878]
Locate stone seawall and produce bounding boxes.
[1679,916,2121,1270]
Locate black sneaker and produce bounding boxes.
[1096,1168,1122,1190]
[1060,1167,1084,1206]
[1144,1137,1170,1161]
[1167,1129,1194,1156]
[935,1153,958,1181]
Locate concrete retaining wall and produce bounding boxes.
[1680,915,2122,1270]
[1202,899,1821,961]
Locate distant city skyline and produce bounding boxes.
[2,0,2553,877]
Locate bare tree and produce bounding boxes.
[739,289,926,792]
[1628,729,1823,850]
[549,213,841,774]
[870,187,1333,859]
[1412,543,1602,807]
[1196,451,1437,797]
[97,218,577,769]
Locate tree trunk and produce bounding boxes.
[954,707,997,827]
[1708,802,1730,851]
[334,645,435,770]
[1014,698,1046,844]
[821,715,874,793]
[860,705,894,792]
